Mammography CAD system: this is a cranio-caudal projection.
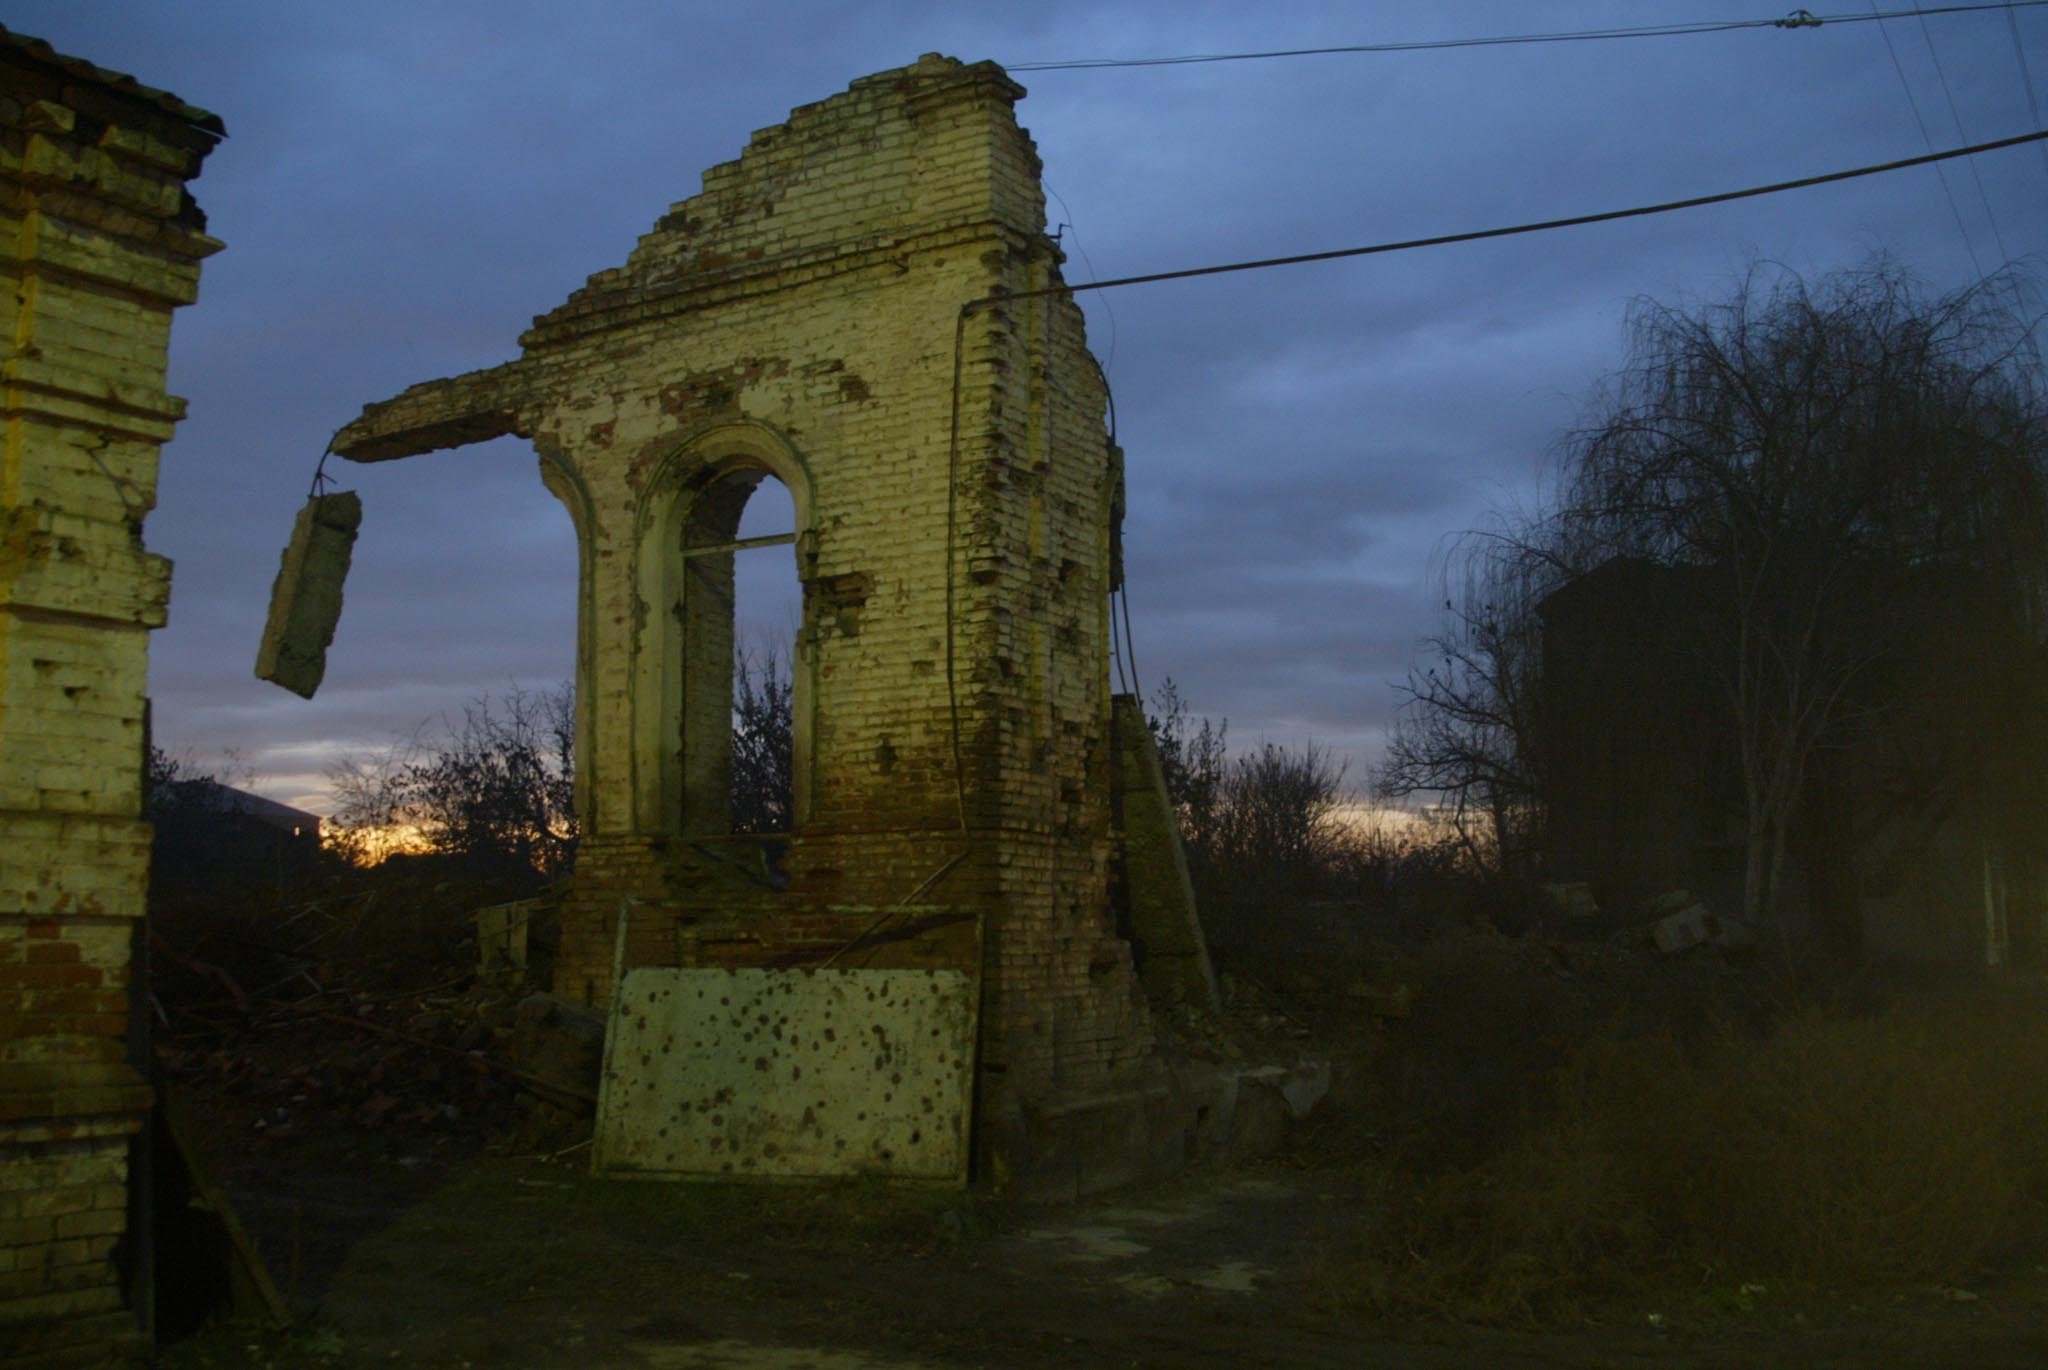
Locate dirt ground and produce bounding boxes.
[144,916,2048,1369]
[154,1082,2048,1369]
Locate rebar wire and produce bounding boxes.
[307,429,346,500]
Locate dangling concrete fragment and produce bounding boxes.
[254,490,361,698]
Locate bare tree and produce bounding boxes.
[328,683,577,880]
[1552,260,2046,935]
[325,651,798,873]
[1378,260,2046,957]
[1210,739,1349,888]
[1144,679,1355,931]
[1146,677,1228,868]
[730,645,793,834]
[1376,517,1565,878]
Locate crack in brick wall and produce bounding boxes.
[0,29,223,1364]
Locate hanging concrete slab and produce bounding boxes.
[592,966,979,1183]
[254,490,360,698]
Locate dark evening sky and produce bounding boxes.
[16,2,2044,811]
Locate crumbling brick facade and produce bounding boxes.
[0,29,222,1365]
[336,55,1171,1188]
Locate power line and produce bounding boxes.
[1007,3,2048,73]
[2002,4,2048,187]
[1915,4,2012,262]
[973,130,2048,305]
[946,130,2048,772]
[1870,2,1986,276]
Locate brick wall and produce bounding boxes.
[0,28,222,1365]
[335,54,1167,1184]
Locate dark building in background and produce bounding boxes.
[1535,556,2047,967]
[149,782,322,908]
[1534,558,1738,915]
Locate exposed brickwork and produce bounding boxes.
[336,55,1172,1185]
[1110,695,1218,1011]
[0,26,222,1363]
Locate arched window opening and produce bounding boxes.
[677,465,799,849]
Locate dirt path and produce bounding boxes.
[309,1160,1364,1369]
[156,1148,2048,1370]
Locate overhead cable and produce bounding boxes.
[943,128,2048,780]
[2005,5,2048,185]
[1912,5,2011,263]
[1870,2,1986,275]
[970,130,2048,305]
[1007,2,2048,72]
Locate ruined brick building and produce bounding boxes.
[336,56,1220,1194]
[0,29,222,1366]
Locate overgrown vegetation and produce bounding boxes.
[1146,679,1466,966]
[1142,652,2048,1330]
[326,683,577,882]
[730,646,793,834]
[1315,991,2048,1325]
[1378,258,2048,962]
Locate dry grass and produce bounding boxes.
[1317,992,2048,1325]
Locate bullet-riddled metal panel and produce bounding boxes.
[592,967,978,1182]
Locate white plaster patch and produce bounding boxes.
[634,1340,935,1369]
[1018,1223,1151,1261]
[1189,1260,1265,1293]
[1106,1260,1269,1299]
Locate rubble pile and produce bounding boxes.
[148,877,591,1159]
[160,985,536,1151]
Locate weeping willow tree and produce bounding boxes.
[1382,260,2048,955]
[1551,260,2048,942]
[1376,515,1567,879]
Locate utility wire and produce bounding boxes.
[944,129,2048,797]
[1914,4,2012,262]
[970,130,2046,306]
[1007,2,2048,72]
[1872,5,1984,275]
[2006,4,2048,185]
[1046,180,1116,371]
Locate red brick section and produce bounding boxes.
[0,26,223,1366]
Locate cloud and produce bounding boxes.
[11,0,2036,805]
